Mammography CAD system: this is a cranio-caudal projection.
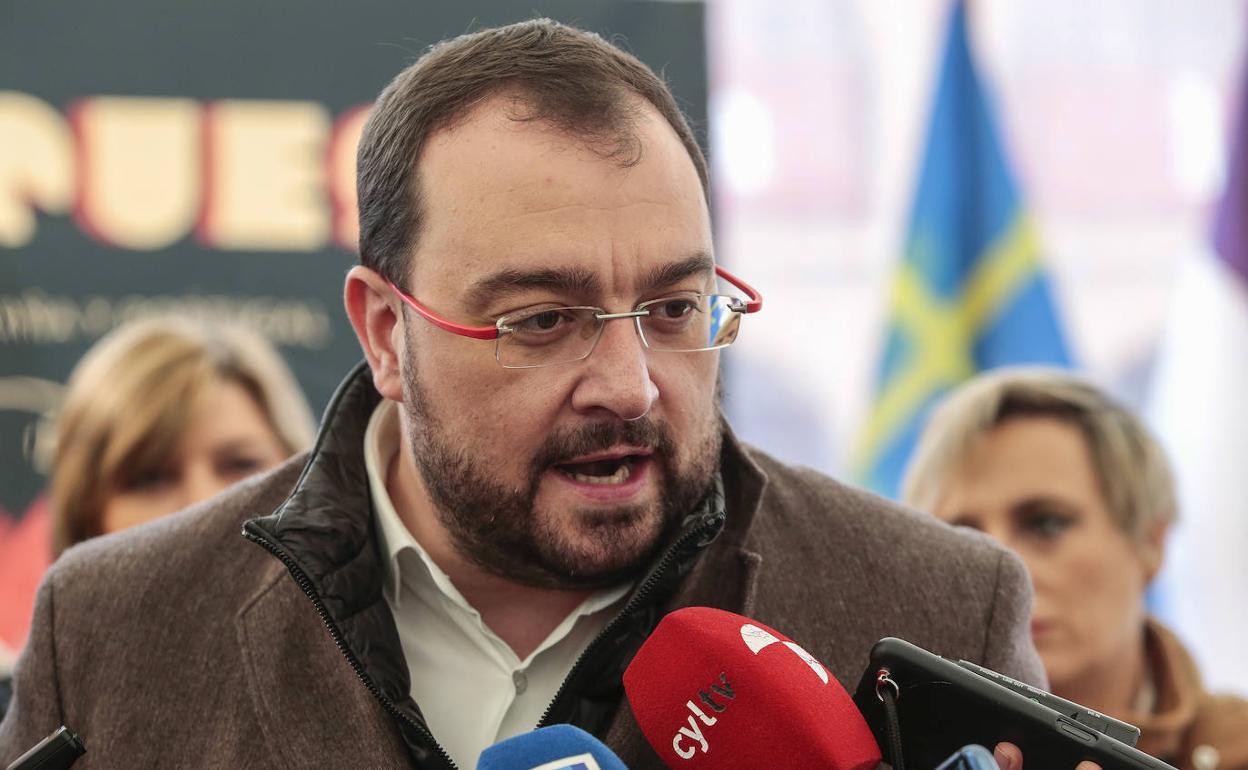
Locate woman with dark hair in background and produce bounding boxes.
[904,368,1248,770]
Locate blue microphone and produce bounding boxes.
[935,744,998,770]
[476,724,629,770]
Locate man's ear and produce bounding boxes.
[344,265,405,401]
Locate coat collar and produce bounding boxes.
[1134,618,1203,764]
[233,558,417,769]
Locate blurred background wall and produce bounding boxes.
[710,0,1248,697]
[714,0,1239,474]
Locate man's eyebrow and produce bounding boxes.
[464,252,715,308]
[640,253,716,293]
[465,266,601,308]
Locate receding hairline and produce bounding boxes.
[402,93,711,293]
[412,86,702,198]
[406,86,652,211]
[423,83,649,146]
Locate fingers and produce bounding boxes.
[993,742,1022,770]
[992,742,1103,770]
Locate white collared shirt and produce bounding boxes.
[363,400,631,770]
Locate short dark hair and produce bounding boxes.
[355,18,709,284]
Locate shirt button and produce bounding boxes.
[1192,745,1220,770]
[513,670,528,695]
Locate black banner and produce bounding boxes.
[0,0,707,649]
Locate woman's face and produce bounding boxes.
[100,379,289,535]
[931,417,1159,693]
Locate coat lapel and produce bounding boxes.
[234,561,413,769]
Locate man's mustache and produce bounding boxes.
[531,417,675,471]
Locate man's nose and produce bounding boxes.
[569,317,658,421]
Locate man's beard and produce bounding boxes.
[398,343,721,591]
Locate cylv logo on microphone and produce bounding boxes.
[528,754,602,770]
[671,673,737,759]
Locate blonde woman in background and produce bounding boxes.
[0,317,315,721]
[904,368,1248,770]
[49,316,316,554]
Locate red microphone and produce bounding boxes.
[623,607,881,770]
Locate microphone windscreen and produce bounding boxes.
[935,744,998,770]
[476,724,629,770]
[623,607,880,770]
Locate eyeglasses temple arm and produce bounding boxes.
[386,280,501,340]
[714,265,763,313]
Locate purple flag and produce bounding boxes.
[1213,57,1248,286]
[1148,30,1248,697]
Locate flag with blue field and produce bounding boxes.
[854,0,1072,499]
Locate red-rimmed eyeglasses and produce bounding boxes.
[387,265,763,369]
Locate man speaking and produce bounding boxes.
[3,20,1046,768]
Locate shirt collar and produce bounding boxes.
[363,398,422,606]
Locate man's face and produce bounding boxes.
[397,96,722,590]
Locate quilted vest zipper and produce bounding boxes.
[243,524,458,770]
[536,510,725,727]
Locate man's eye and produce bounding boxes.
[528,310,564,330]
[515,309,573,333]
[655,299,697,319]
[505,308,590,343]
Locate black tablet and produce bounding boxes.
[851,638,1174,770]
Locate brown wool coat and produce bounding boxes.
[0,424,1043,768]
[1133,620,1248,770]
